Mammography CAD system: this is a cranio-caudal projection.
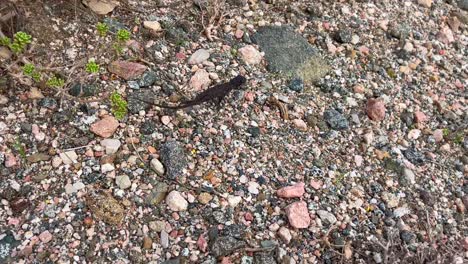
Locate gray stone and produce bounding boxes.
[127,81,140,90]
[324,108,349,130]
[0,232,19,263]
[145,182,169,206]
[69,83,97,97]
[160,230,169,248]
[160,141,187,180]
[38,97,58,109]
[288,78,304,92]
[116,175,131,189]
[252,26,328,82]
[403,148,425,165]
[254,252,277,264]
[400,168,416,185]
[188,49,210,64]
[100,139,121,154]
[316,210,337,225]
[459,0,468,11]
[138,71,157,87]
[150,158,165,176]
[127,89,155,114]
[211,236,246,257]
[103,18,128,33]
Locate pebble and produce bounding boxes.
[188,49,210,65]
[316,210,337,225]
[247,181,260,194]
[238,45,262,65]
[101,163,115,173]
[39,231,53,243]
[401,168,416,184]
[150,158,165,176]
[276,182,305,198]
[292,119,307,131]
[143,236,153,249]
[277,227,292,244]
[160,230,169,248]
[116,175,131,189]
[324,108,349,130]
[166,191,188,211]
[59,151,78,165]
[366,98,386,121]
[190,69,211,91]
[285,201,311,228]
[143,21,162,32]
[227,195,242,207]
[100,139,121,154]
[108,61,147,80]
[90,116,119,138]
[198,192,213,204]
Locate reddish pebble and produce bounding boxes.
[310,180,322,190]
[285,201,311,229]
[39,230,53,243]
[244,91,255,102]
[414,111,428,123]
[84,217,93,227]
[197,235,208,252]
[5,153,17,168]
[366,98,386,121]
[170,230,178,238]
[221,257,233,264]
[277,182,305,198]
[433,129,444,142]
[172,212,180,220]
[235,29,244,39]
[175,52,186,60]
[244,212,253,221]
[90,115,119,138]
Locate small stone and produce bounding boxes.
[292,119,307,131]
[247,181,259,194]
[366,98,386,121]
[59,151,78,165]
[143,21,162,32]
[39,231,53,243]
[414,111,428,123]
[161,115,171,125]
[316,210,337,225]
[417,0,432,8]
[149,220,166,232]
[160,230,169,248]
[101,163,115,173]
[401,168,416,184]
[84,0,118,15]
[0,94,9,105]
[100,139,121,154]
[238,45,262,65]
[433,129,444,142]
[4,154,18,168]
[188,49,210,65]
[0,46,12,60]
[198,192,213,204]
[324,108,349,130]
[138,71,157,87]
[227,195,242,207]
[285,201,310,229]
[190,69,211,91]
[143,236,152,249]
[408,129,421,140]
[288,78,304,92]
[127,81,140,90]
[108,61,147,80]
[211,236,246,257]
[277,227,292,244]
[166,191,188,211]
[116,175,131,189]
[276,182,305,198]
[150,158,165,176]
[160,141,187,180]
[90,116,119,138]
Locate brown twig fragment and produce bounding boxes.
[267,96,289,120]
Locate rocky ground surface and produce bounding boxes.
[0,0,467,263]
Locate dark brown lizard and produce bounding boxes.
[137,75,247,109]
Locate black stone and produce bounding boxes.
[159,141,187,180]
[323,108,349,130]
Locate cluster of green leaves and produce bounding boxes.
[85,60,100,73]
[110,91,128,120]
[12,137,26,160]
[0,31,32,54]
[46,76,65,88]
[95,22,131,56]
[22,63,41,82]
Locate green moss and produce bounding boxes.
[110,91,128,120]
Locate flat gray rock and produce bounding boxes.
[252,26,329,82]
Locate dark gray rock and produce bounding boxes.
[324,108,349,130]
[160,141,187,180]
[103,18,128,33]
[127,81,140,90]
[127,89,154,114]
[140,120,156,135]
[403,148,425,165]
[38,97,57,109]
[459,0,468,10]
[254,252,277,264]
[252,26,328,82]
[221,224,245,239]
[211,236,246,257]
[0,231,19,263]
[288,78,304,92]
[389,23,411,40]
[69,83,97,97]
[138,71,157,87]
[334,29,352,43]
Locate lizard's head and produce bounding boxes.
[230,75,247,87]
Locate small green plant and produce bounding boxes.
[110,91,128,120]
[442,128,450,137]
[454,133,464,145]
[22,63,42,82]
[116,29,131,42]
[85,60,100,73]
[96,22,109,37]
[0,31,32,54]
[12,137,26,160]
[46,76,65,88]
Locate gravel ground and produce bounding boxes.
[0,0,467,263]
